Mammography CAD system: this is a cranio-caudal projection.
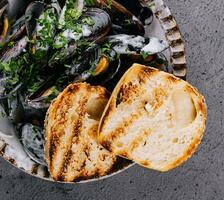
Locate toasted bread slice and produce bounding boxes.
[98,64,207,172]
[45,83,116,182]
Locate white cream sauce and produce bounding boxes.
[141,37,169,54]
[109,34,168,55]
[82,25,92,37]
[2,135,34,170]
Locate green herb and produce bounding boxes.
[102,43,112,54]
[85,0,96,6]
[63,0,83,31]
[36,8,57,48]
[53,33,69,49]
[124,19,132,26]
[102,42,116,61]
[141,51,150,59]
[0,111,6,118]
[82,17,95,26]
[7,41,15,48]
[45,86,60,103]
[107,0,113,9]
[64,9,82,28]
[0,42,5,50]
[27,82,41,93]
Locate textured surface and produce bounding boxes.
[0,0,222,199]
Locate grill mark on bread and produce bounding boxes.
[47,85,85,179]
[128,130,151,154]
[98,64,207,172]
[48,99,74,170]
[62,117,89,181]
[165,74,179,83]
[142,67,158,76]
[49,135,59,173]
[118,82,143,104]
[65,143,89,182]
[104,110,142,146]
[151,87,168,111]
[47,88,74,157]
[101,140,112,151]
[45,83,117,182]
[59,97,87,181]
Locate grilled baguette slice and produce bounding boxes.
[45,83,116,182]
[98,64,207,172]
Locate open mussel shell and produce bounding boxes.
[1,0,33,43]
[96,0,145,35]
[0,36,28,62]
[0,4,26,47]
[20,123,46,165]
[6,15,26,42]
[25,1,45,38]
[82,7,111,41]
[49,7,111,68]
[71,44,121,85]
[7,0,28,20]
[27,84,57,111]
[0,5,9,42]
[23,79,59,126]
[0,0,7,10]
[116,0,154,26]
[66,44,102,79]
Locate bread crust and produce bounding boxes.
[98,64,207,171]
[44,83,116,182]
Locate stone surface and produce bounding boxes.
[0,0,223,199]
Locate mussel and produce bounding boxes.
[116,0,154,26]
[82,8,111,41]
[63,43,121,90]
[0,4,8,42]
[20,123,45,165]
[95,0,145,35]
[25,1,46,39]
[0,36,28,62]
[0,0,31,46]
[49,7,111,67]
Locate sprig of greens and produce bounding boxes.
[36,8,57,49]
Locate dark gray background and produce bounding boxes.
[0,0,222,199]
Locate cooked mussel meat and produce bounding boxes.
[72,44,121,86]
[0,0,31,45]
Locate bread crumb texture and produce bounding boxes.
[98,64,207,172]
[45,83,116,182]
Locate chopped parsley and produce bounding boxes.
[141,51,150,59]
[85,0,96,6]
[107,0,113,9]
[36,8,57,49]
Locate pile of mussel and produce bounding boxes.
[0,0,169,165]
